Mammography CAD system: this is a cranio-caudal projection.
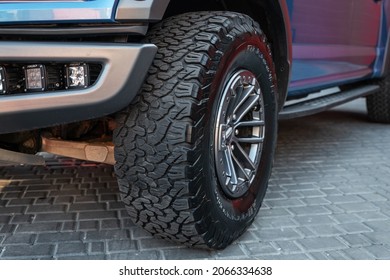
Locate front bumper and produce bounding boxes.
[0,41,157,134]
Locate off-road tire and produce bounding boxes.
[114,11,278,249]
[367,75,390,123]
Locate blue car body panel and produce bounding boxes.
[0,0,118,24]
[286,0,384,97]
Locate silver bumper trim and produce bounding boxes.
[115,0,170,21]
[0,41,157,134]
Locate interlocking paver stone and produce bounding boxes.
[56,242,87,255]
[309,250,349,260]
[364,220,390,232]
[305,225,345,237]
[363,232,390,245]
[107,240,137,253]
[363,245,390,259]
[2,244,54,259]
[16,222,62,233]
[342,247,377,260]
[243,241,280,256]
[273,240,302,254]
[85,230,130,241]
[3,234,35,245]
[338,223,373,234]
[341,234,372,248]
[37,232,83,243]
[338,202,379,213]
[297,237,347,252]
[289,205,332,216]
[255,228,301,241]
[162,248,214,260]
[294,215,335,226]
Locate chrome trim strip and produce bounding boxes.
[0,41,157,134]
[0,25,148,36]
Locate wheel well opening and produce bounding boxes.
[163,0,290,109]
[163,1,273,49]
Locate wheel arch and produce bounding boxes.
[162,0,292,111]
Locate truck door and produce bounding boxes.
[287,0,382,96]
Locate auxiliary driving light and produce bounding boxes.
[65,63,89,89]
[0,66,6,94]
[24,64,46,91]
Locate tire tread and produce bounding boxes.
[114,11,272,248]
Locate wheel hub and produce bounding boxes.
[214,70,265,198]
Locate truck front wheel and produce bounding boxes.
[114,11,278,249]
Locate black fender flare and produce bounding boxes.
[249,0,292,110]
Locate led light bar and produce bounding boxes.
[65,63,89,89]
[0,66,6,94]
[0,62,98,96]
[24,64,46,92]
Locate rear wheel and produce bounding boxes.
[367,75,390,123]
[114,11,278,249]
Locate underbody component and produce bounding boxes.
[41,136,115,165]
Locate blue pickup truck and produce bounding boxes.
[0,0,388,249]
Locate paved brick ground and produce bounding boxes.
[1,98,390,260]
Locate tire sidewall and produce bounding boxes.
[204,32,277,228]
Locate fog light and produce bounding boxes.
[0,66,6,94]
[65,63,89,89]
[24,64,45,91]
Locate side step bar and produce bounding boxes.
[279,85,380,120]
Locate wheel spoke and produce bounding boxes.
[235,120,264,128]
[224,148,238,186]
[231,147,252,180]
[233,142,256,170]
[232,85,255,115]
[235,136,264,144]
[233,95,260,124]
